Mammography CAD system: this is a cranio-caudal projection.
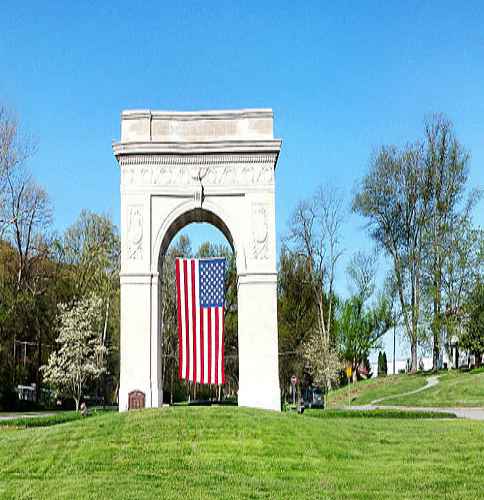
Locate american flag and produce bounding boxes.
[175,257,226,385]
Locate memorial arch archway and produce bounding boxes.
[113,109,281,411]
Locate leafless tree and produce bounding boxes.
[287,185,345,343]
[346,250,378,303]
[5,170,52,291]
[0,106,33,236]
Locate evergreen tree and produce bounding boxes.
[382,352,388,376]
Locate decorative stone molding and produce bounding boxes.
[118,153,277,166]
[127,205,143,260]
[251,202,269,260]
[119,154,276,187]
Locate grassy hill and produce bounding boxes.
[1,407,483,499]
[328,369,484,408]
[327,373,430,407]
[386,370,484,407]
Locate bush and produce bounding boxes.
[0,384,17,411]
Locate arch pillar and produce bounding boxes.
[114,109,282,411]
[238,273,280,410]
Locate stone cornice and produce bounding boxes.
[112,140,282,157]
[121,108,274,121]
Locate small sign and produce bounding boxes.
[345,366,352,378]
[128,390,145,410]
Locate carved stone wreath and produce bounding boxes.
[251,203,269,260]
[127,205,143,260]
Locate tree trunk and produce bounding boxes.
[475,353,482,369]
[432,266,442,371]
[170,367,174,405]
[35,316,42,403]
[411,341,417,373]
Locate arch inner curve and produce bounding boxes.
[157,207,236,272]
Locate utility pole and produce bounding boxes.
[393,309,396,376]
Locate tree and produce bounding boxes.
[160,235,192,403]
[346,250,378,303]
[337,294,392,381]
[0,106,36,235]
[41,295,107,411]
[439,223,482,367]
[301,333,340,397]
[421,114,474,370]
[287,186,345,343]
[377,351,388,377]
[0,104,56,399]
[354,114,481,372]
[59,210,120,402]
[286,186,344,396]
[60,210,120,301]
[459,279,484,368]
[277,246,318,398]
[353,141,431,372]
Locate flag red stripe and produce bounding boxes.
[207,307,212,385]
[183,259,190,381]
[191,259,197,384]
[175,259,182,379]
[221,309,225,384]
[214,308,219,385]
[200,303,205,384]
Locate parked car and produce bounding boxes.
[302,386,324,409]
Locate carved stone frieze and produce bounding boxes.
[251,202,269,260]
[119,154,276,187]
[127,205,143,260]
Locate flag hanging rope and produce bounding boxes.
[175,257,226,385]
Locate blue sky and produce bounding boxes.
[1,2,483,360]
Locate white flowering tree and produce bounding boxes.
[42,295,107,411]
[302,333,341,405]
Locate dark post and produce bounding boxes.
[393,311,396,376]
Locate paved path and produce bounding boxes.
[370,375,440,404]
[349,404,484,420]
[347,375,484,420]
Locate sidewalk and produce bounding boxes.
[348,404,484,421]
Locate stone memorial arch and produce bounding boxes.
[113,109,281,411]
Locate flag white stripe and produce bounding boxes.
[218,307,223,384]
[179,262,186,379]
[203,306,208,383]
[186,259,193,381]
[194,259,201,384]
[211,306,216,384]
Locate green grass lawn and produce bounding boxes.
[327,373,430,407]
[0,406,483,499]
[327,370,484,408]
[385,370,484,407]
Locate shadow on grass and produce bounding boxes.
[304,409,457,419]
[0,409,111,429]
[173,399,237,407]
